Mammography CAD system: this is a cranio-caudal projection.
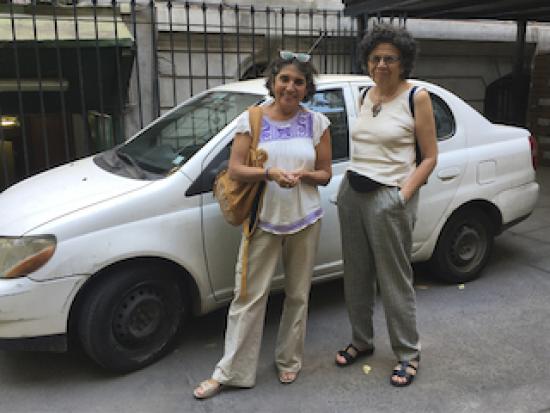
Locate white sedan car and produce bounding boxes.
[0,75,539,372]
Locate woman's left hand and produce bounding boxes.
[399,187,411,203]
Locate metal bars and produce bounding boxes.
[0,1,358,191]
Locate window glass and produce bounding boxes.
[430,93,456,141]
[303,89,349,161]
[118,91,262,175]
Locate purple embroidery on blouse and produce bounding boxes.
[260,111,313,143]
[259,207,323,234]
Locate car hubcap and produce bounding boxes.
[450,225,483,269]
[113,286,164,347]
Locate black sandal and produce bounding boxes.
[390,358,419,387]
[335,343,374,367]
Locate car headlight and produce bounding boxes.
[0,235,57,278]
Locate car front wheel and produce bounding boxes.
[429,209,494,284]
[78,264,185,372]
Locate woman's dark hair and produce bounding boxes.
[359,24,417,79]
[264,57,318,102]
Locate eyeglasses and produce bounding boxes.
[280,50,311,63]
[368,55,400,65]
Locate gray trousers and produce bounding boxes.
[212,221,321,387]
[337,177,420,361]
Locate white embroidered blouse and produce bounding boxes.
[234,106,330,234]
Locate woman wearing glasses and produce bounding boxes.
[334,24,437,387]
[194,51,332,399]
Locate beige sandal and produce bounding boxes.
[193,379,222,399]
[278,371,298,384]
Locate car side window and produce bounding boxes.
[430,93,456,142]
[303,89,349,161]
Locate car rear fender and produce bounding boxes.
[413,199,502,262]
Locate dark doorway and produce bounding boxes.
[484,73,530,127]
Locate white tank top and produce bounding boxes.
[349,86,421,187]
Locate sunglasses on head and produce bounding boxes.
[279,50,311,63]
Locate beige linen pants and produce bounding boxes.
[212,220,321,387]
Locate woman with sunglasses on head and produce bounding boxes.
[334,24,437,387]
[193,51,332,399]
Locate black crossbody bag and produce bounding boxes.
[347,170,387,193]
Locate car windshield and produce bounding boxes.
[101,91,263,178]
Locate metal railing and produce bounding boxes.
[0,1,359,191]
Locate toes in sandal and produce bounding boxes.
[193,379,223,399]
[335,343,374,367]
[279,371,298,384]
[390,358,419,387]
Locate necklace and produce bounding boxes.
[371,85,403,117]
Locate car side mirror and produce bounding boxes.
[185,146,230,196]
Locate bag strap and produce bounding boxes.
[248,106,263,149]
[359,86,371,107]
[408,86,422,167]
[242,105,265,240]
[239,106,265,300]
[409,85,418,117]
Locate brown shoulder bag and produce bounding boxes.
[213,106,267,227]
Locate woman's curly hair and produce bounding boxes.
[359,24,417,79]
[264,57,318,102]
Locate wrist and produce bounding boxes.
[264,167,271,181]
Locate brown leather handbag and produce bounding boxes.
[213,106,267,298]
[213,106,267,226]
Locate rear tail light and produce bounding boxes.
[529,135,538,170]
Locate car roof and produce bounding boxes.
[211,74,374,95]
[210,74,454,98]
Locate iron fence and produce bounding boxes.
[0,0,359,191]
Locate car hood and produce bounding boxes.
[0,157,152,235]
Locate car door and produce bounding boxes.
[192,131,242,301]
[302,84,354,282]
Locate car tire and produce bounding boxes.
[429,208,494,284]
[78,264,185,372]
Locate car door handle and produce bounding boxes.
[329,194,338,205]
[437,167,461,181]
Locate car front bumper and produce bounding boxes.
[0,275,86,349]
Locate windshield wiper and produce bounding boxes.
[115,148,148,179]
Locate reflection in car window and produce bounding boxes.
[303,89,349,161]
[430,93,456,141]
[118,92,262,175]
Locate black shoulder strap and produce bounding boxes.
[359,86,372,106]
[409,86,422,167]
[409,85,418,117]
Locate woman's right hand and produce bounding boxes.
[268,167,298,188]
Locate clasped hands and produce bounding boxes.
[268,167,308,189]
